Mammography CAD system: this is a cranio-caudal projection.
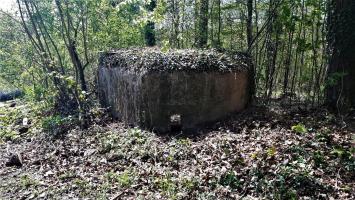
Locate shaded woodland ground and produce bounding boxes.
[1,99,354,199]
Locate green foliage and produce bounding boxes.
[129,127,143,138]
[219,170,240,189]
[181,177,198,192]
[273,171,298,200]
[105,170,135,187]
[0,0,333,112]
[155,173,177,197]
[41,115,64,131]
[0,12,32,89]
[326,72,348,87]
[117,170,134,187]
[0,0,149,118]
[331,146,354,163]
[0,106,21,127]
[20,175,38,189]
[88,0,145,50]
[0,101,46,142]
[59,171,77,180]
[267,146,277,157]
[272,158,321,199]
[100,132,120,153]
[41,115,75,135]
[161,40,170,53]
[316,129,332,144]
[313,151,327,168]
[177,138,191,146]
[0,129,19,142]
[73,178,92,196]
[291,123,307,134]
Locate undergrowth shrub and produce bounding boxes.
[219,170,241,189]
[41,115,76,136]
[0,101,45,142]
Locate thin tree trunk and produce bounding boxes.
[217,0,221,46]
[144,0,157,46]
[247,0,253,50]
[197,0,209,48]
[55,0,87,92]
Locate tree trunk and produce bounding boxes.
[197,0,209,48]
[247,0,253,50]
[144,0,157,46]
[69,41,87,92]
[171,0,180,48]
[194,0,199,46]
[326,0,355,110]
[217,0,221,47]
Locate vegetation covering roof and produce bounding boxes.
[100,48,251,73]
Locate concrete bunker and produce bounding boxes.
[98,48,253,133]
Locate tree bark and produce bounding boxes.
[144,0,157,46]
[247,0,253,50]
[197,0,209,48]
[326,0,355,110]
[55,0,87,92]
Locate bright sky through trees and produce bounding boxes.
[0,0,15,11]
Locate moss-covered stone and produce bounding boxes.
[100,48,250,73]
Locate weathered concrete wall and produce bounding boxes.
[98,67,250,132]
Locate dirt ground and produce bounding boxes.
[0,101,354,199]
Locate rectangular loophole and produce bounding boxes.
[170,114,182,132]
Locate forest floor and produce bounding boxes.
[0,100,354,200]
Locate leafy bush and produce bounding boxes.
[0,103,25,142]
[41,115,75,136]
[0,129,19,142]
[155,173,177,197]
[100,133,120,153]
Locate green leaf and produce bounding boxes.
[291,123,307,134]
[267,146,277,157]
